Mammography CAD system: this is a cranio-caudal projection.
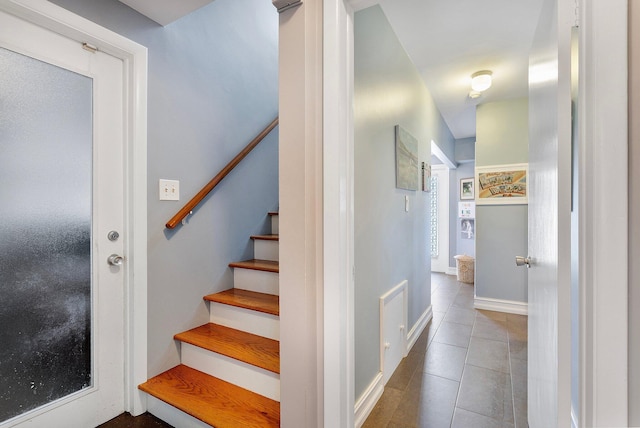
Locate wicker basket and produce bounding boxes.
[454,255,475,284]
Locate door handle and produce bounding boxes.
[515,256,531,268]
[107,254,124,266]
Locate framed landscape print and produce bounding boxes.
[475,163,528,205]
[395,125,419,191]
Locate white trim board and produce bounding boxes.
[446,266,457,276]
[354,372,383,428]
[0,0,149,417]
[474,297,528,315]
[406,305,432,353]
[379,281,408,385]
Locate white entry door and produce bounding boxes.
[0,9,126,428]
[430,165,449,273]
[526,0,573,426]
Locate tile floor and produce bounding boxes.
[363,272,528,428]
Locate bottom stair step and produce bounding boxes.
[138,364,280,428]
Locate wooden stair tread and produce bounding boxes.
[250,234,279,241]
[205,289,279,316]
[229,259,279,273]
[175,323,280,374]
[139,364,279,428]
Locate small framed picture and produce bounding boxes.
[460,177,474,200]
[422,162,431,192]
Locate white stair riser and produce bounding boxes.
[147,395,210,428]
[233,269,279,295]
[209,302,279,340]
[254,240,279,262]
[271,215,278,235]
[180,343,280,402]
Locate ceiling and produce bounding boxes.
[121,0,544,140]
[377,0,545,140]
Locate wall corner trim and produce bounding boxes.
[354,372,384,428]
[474,297,528,315]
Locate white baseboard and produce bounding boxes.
[446,266,457,276]
[474,296,528,315]
[406,305,432,353]
[354,372,384,428]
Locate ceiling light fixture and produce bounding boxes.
[471,70,493,92]
[469,90,482,99]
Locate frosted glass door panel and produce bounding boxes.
[0,47,92,422]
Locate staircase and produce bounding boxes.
[139,212,280,428]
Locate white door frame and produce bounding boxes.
[430,164,450,273]
[0,0,149,417]
[577,0,628,425]
[322,0,628,426]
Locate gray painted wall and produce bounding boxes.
[50,0,279,376]
[354,5,454,399]
[455,138,476,163]
[475,98,528,303]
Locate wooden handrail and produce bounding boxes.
[166,117,279,229]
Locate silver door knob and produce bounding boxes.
[108,254,124,266]
[515,256,531,268]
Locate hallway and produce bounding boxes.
[363,273,528,427]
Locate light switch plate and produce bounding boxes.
[159,179,179,201]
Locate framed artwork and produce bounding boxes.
[422,162,431,192]
[475,163,528,205]
[461,219,475,239]
[460,177,474,200]
[458,201,475,219]
[395,125,419,191]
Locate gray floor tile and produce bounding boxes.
[432,290,457,309]
[513,395,528,428]
[386,351,425,392]
[466,336,510,373]
[473,318,509,342]
[362,387,404,428]
[452,408,515,428]
[510,357,527,380]
[457,364,511,421]
[509,338,528,361]
[390,373,459,428]
[476,309,508,323]
[422,342,467,381]
[432,311,446,329]
[432,321,473,348]
[443,306,477,326]
[452,292,475,309]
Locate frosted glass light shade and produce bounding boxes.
[471,70,492,92]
